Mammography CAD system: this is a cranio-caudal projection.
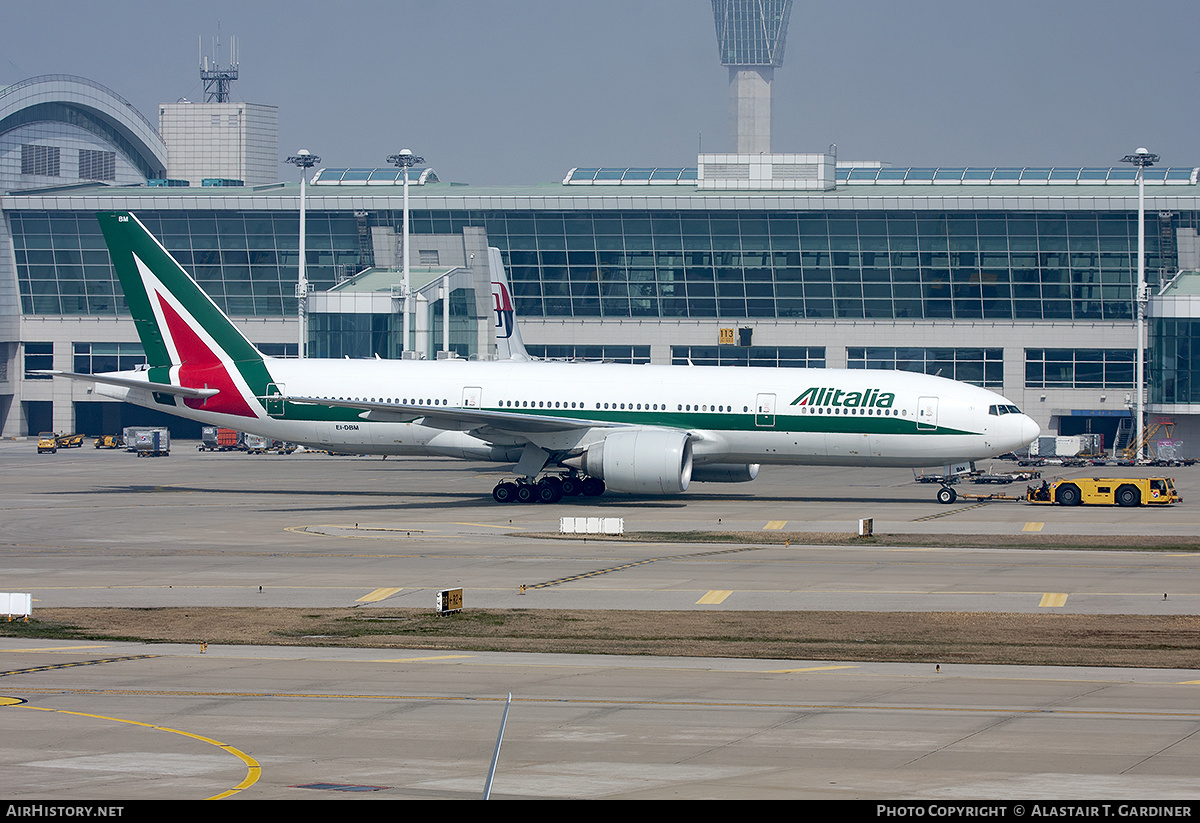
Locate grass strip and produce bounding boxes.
[5,608,1198,669]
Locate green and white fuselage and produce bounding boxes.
[87,356,1036,467]
[48,212,1039,498]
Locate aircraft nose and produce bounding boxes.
[1021,415,1040,445]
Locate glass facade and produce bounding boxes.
[72,342,146,374]
[23,342,53,378]
[712,0,791,66]
[400,210,1168,324]
[1151,319,1200,404]
[308,313,399,360]
[11,210,362,316]
[1024,348,1136,389]
[8,207,1181,326]
[847,347,1003,389]
[308,289,481,361]
[526,345,651,364]
[671,345,824,368]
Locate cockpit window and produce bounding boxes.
[989,404,1023,416]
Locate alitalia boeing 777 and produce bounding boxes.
[37,211,1039,504]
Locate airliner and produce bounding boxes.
[36,211,1039,504]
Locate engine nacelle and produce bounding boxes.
[690,463,760,483]
[571,429,693,495]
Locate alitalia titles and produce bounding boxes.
[792,386,896,409]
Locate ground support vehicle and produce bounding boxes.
[1026,477,1181,507]
[915,469,978,484]
[241,433,270,454]
[1019,456,1088,468]
[941,488,1026,503]
[971,469,1041,485]
[55,433,84,448]
[240,436,296,454]
[94,434,122,448]
[122,427,153,451]
[934,475,1180,506]
[199,427,240,451]
[134,428,170,457]
[37,432,57,454]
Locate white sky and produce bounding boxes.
[5,0,1198,185]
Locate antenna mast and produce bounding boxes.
[199,31,238,103]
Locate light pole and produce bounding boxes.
[1121,147,1158,461]
[386,149,424,356]
[285,149,320,358]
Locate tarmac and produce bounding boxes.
[2,438,1199,800]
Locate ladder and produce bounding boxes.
[1112,416,1133,458]
[1121,418,1175,460]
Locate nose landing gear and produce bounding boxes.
[936,485,957,504]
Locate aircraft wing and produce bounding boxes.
[28,370,220,399]
[285,395,640,434]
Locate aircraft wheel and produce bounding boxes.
[936,486,957,505]
[559,476,583,496]
[515,483,537,504]
[492,482,517,504]
[582,477,606,497]
[1115,484,1141,507]
[536,481,563,504]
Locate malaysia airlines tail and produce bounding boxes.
[490,247,530,361]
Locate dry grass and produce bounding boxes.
[8,608,1199,669]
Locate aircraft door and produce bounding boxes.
[755,393,776,428]
[462,386,483,408]
[315,422,335,446]
[265,383,285,418]
[917,396,938,430]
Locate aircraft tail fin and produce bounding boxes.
[489,247,531,361]
[96,211,273,418]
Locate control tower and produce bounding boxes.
[711,0,792,154]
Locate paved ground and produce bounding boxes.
[2,640,1199,800]
[2,439,1199,799]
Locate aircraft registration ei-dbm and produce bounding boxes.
[36,211,1040,504]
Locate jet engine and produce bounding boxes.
[690,463,760,483]
[568,429,693,495]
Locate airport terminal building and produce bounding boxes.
[3,75,1200,457]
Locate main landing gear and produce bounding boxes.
[491,473,605,504]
